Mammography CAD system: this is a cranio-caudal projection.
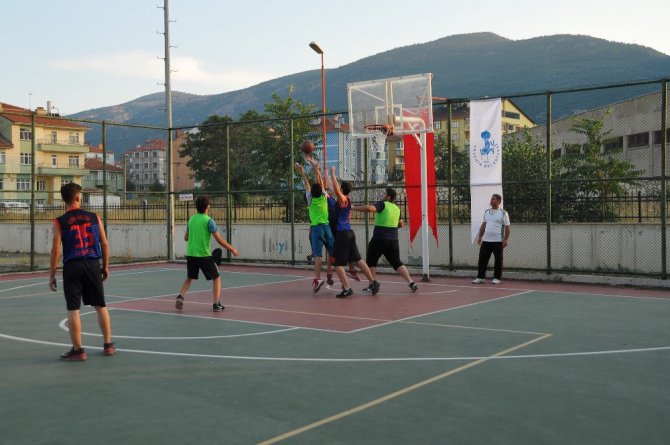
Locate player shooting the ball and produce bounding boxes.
[295,146,335,293]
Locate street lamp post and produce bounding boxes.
[309,41,327,178]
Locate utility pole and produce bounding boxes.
[160,0,175,261]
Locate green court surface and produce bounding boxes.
[1,264,669,444]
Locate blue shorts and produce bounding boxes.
[310,223,334,258]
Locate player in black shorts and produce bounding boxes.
[49,182,115,361]
[328,167,378,297]
[353,187,418,292]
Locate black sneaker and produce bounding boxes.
[61,347,87,361]
[362,285,372,293]
[336,288,353,298]
[326,274,334,285]
[371,281,381,296]
[103,342,116,356]
[409,281,418,293]
[175,295,184,310]
[213,302,225,312]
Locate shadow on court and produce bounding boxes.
[1,263,669,444]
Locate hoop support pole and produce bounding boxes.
[419,131,430,281]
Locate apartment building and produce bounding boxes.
[125,138,166,191]
[0,102,89,204]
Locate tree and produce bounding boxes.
[179,91,317,196]
[501,129,548,222]
[552,115,642,222]
[433,129,470,221]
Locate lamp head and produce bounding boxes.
[309,41,324,54]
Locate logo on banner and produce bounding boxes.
[472,130,500,168]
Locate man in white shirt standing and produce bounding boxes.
[472,194,511,284]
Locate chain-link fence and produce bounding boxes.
[1,79,668,278]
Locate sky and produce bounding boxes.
[2,0,669,115]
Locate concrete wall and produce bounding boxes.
[6,222,663,276]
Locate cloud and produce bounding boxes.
[47,51,278,95]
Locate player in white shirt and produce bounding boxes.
[472,194,511,284]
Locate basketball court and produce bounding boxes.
[1,263,669,444]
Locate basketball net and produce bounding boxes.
[364,124,392,154]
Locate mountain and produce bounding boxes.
[70,33,670,154]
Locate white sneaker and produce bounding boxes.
[472,278,485,284]
[491,279,501,284]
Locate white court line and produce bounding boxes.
[1,331,668,362]
[63,309,300,339]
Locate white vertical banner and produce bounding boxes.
[469,98,503,243]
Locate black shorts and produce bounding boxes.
[366,237,403,270]
[186,256,220,280]
[63,258,105,311]
[334,230,361,266]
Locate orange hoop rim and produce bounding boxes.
[364,124,394,136]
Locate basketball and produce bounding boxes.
[300,140,315,155]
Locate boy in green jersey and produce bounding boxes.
[295,156,335,293]
[176,195,239,311]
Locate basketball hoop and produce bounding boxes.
[364,124,394,136]
[364,124,392,157]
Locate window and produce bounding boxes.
[0,152,5,164]
[152,151,158,157]
[143,152,148,158]
[153,173,158,180]
[17,178,31,190]
[152,162,158,168]
[451,121,460,128]
[36,180,46,191]
[134,152,139,158]
[564,143,581,156]
[0,178,3,190]
[52,155,57,167]
[134,163,140,169]
[627,132,649,148]
[144,173,149,180]
[19,128,32,140]
[433,121,441,130]
[503,111,520,119]
[603,136,624,154]
[144,163,149,169]
[68,156,79,167]
[61,178,72,186]
[50,131,57,144]
[652,129,670,145]
[20,153,33,165]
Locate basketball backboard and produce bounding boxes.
[347,73,433,137]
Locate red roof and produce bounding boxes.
[0,102,89,131]
[84,158,124,172]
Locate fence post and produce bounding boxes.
[661,80,668,279]
[546,91,553,275]
[30,113,36,271]
[638,191,642,223]
[289,118,296,265]
[226,125,232,260]
[364,138,369,249]
[447,101,454,270]
[102,121,108,230]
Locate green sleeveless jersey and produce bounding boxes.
[308,194,329,226]
[374,201,400,227]
[186,213,213,257]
